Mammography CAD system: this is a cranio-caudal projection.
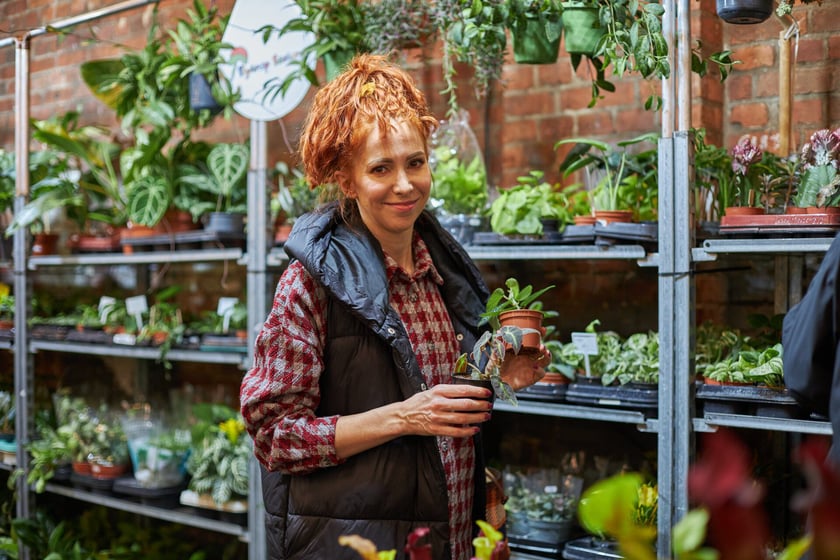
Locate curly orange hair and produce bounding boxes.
[299,53,438,193]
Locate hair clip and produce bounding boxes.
[360,81,375,98]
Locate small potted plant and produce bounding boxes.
[488,171,570,238]
[0,292,14,331]
[480,278,555,350]
[181,404,250,516]
[452,324,540,405]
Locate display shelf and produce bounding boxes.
[27,248,244,269]
[43,482,249,540]
[494,400,655,430]
[467,244,649,261]
[693,237,835,261]
[30,340,247,366]
[693,413,833,435]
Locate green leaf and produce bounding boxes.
[126,175,171,227]
[672,509,709,556]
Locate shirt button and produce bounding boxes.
[409,293,418,302]
[442,440,449,451]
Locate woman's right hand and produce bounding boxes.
[398,383,493,438]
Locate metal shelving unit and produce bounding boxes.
[27,248,244,270]
[495,400,657,431]
[43,483,250,540]
[694,414,832,435]
[29,341,247,367]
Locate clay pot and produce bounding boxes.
[90,461,129,480]
[72,461,92,475]
[807,206,840,215]
[499,309,543,351]
[594,210,633,224]
[573,215,597,226]
[31,233,59,255]
[724,206,765,216]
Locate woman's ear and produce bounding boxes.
[335,171,355,199]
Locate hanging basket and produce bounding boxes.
[715,0,773,24]
[189,72,223,113]
[561,6,602,55]
[322,48,356,82]
[512,19,562,64]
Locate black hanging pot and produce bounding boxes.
[716,0,773,24]
[189,72,223,113]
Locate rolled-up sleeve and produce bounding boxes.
[240,261,342,474]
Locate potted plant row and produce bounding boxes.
[707,127,840,234]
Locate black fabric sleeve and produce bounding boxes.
[782,233,840,416]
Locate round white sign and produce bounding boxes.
[220,0,316,121]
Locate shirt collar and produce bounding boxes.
[383,231,444,286]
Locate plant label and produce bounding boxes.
[126,295,148,330]
[217,297,239,333]
[572,332,599,378]
[98,296,116,324]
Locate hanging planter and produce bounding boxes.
[322,48,356,82]
[189,72,223,113]
[510,11,563,64]
[560,5,602,55]
[715,0,773,24]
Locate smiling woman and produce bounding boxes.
[240,53,550,559]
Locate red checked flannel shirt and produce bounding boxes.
[240,233,476,560]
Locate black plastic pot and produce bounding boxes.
[716,0,773,24]
[189,72,223,113]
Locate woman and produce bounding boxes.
[240,54,550,559]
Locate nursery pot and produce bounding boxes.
[561,6,602,55]
[452,376,495,407]
[594,210,633,225]
[323,48,355,82]
[724,206,765,216]
[512,19,562,64]
[31,233,59,256]
[715,0,773,24]
[189,72,223,113]
[499,309,543,350]
[203,211,245,234]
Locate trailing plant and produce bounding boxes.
[361,0,437,56]
[603,330,659,385]
[480,277,556,331]
[776,0,822,16]
[453,324,539,404]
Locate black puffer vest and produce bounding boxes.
[261,204,489,559]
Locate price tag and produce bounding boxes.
[98,296,116,324]
[544,485,558,494]
[217,297,239,333]
[571,332,599,355]
[571,332,599,378]
[125,295,148,331]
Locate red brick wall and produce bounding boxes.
[0,0,837,191]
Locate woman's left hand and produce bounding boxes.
[500,346,551,391]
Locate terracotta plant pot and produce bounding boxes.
[724,206,765,216]
[573,215,597,226]
[72,461,92,475]
[807,206,840,215]
[90,461,129,480]
[31,233,60,256]
[594,210,633,225]
[499,309,543,350]
[785,206,808,215]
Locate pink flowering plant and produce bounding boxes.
[793,127,840,209]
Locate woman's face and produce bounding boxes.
[338,118,431,243]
